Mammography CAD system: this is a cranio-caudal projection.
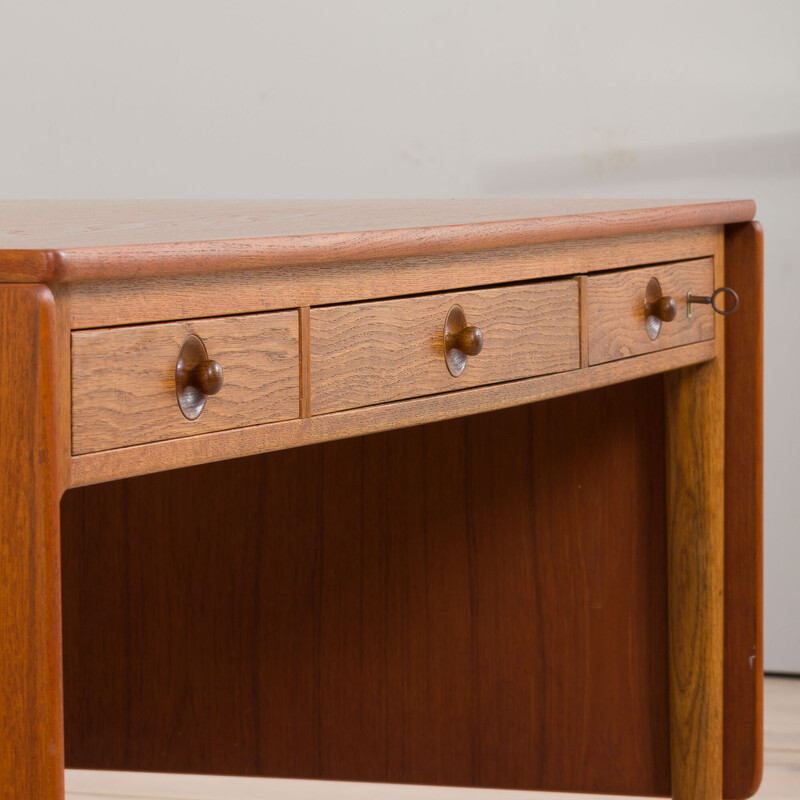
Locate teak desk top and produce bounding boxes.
[0,200,762,800]
[0,198,755,280]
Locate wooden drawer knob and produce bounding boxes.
[644,278,676,340]
[175,334,224,420]
[451,325,484,356]
[648,296,677,322]
[192,359,224,396]
[445,305,484,377]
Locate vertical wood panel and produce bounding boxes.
[528,383,670,794]
[0,285,65,800]
[722,221,764,799]
[61,380,673,796]
[665,357,725,800]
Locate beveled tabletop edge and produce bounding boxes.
[0,199,755,283]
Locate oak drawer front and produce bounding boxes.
[587,258,715,366]
[310,281,580,415]
[72,312,299,454]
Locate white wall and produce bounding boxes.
[2,0,798,671]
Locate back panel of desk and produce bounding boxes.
[58,223,762,798]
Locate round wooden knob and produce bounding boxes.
[175,335,223,420]
[451,325,484,357]
[644,278,676,341]
[191,359,224,396]
[444,305,484,377]
[650,295,677,322]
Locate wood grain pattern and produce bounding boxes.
[665,357,725,800]
[71,311,299,454]
[67,227,718,330]
[310,281,579,415]
[588,258,715,364]
[60,381,672,796]
[722,221,764,799]
[60,673,798,799]
[70,339,716,487]
[0,199,753,283]
[0,284,65,800]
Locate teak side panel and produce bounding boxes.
[61,382,672,796]
[71,311,300,454]
[0,285,65,800]
[588,258,715,365]
[67,227,718,329]
[722,221,764,799]
[310,281,579,415]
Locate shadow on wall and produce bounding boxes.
[481,133,800,193]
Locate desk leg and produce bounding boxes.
[665,357,724,800]
[0,285,65,800]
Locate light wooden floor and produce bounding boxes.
[66,676,799,800]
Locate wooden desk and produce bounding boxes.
[0,200,763,800]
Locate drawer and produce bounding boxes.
[310,281,580,415]
[72,311,299,454]
[587,258,715,366]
